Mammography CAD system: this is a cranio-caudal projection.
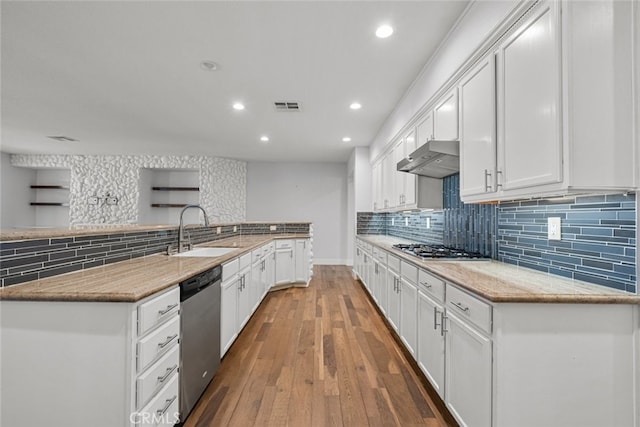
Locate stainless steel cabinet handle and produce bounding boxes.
[158,334,178,349]
[441,313,448,336]
[433,307,441,330]
[484,169,492,192]
[157,364,178,383]
[158,303,178,316]
[451,301,470,313]
[496,170,503,188]
[156,395,177,416]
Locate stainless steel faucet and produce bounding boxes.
[178,204,210,253]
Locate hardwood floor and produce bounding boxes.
[184,265,456,427]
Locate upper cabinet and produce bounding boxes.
[433,88,459,141]
[416,112,434,150]
[460,0,637,202]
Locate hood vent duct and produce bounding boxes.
[397,139,459,178]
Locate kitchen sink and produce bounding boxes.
[172,247,237,258]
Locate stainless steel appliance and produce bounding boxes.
[392,243,487,260]
[396,139,459,178]
[179,265,222,423]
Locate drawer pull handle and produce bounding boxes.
[451,301,470,313]
[420,281,432,288]
[156,395,177,417]
[157,364,178,383]
[158,303,178,316]
[158,334,178,349]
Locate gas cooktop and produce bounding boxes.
[392,243,488,260]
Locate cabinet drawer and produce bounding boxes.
[137,287,179,336]
[401,261,418,285]
[136,373,179,426]
[446,285,492,334]
[387,254,400,273]
[239,253,251,270]
[375,249,387,264]
[222,258,239,281]
[417,269,445,302]
[136,345,179,409]
[252,247,264,263]
[137,315,180,372]
[275,239,293,249]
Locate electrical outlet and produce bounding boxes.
[233,226,237,232]
[404,217,409,226]
[548,217,561,240]
[426,217,431,229]
[216,227,221,234]
[391,218,395,226]
[88,197,98,205]
[270,225,277,231]
[105,197,118,205]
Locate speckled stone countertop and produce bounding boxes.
[0,222,311,241]
[0,234,309,302]
[357,235,640,304]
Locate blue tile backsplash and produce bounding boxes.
[358,174,637,293]
[497,193,636,293]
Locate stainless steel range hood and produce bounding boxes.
[397,140,459,178]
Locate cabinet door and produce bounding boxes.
[372,162,380,211]
[376,264,388,315]
[399,277,418,357]
[294,239,309,283]
[237,268,251,329]
[382,152,396,209]
[266,252,275,290]
[387,270,401,332]
[393,140,406,207]
[220,276,239,356]
[416,112,434,149]
[250,260,262,312]
[275,248,294,285]
[459,56,497,198]
[433,88,459,140]
[445,311,492,427]
[417,291,445,398]
[403,129,417,206]
[497,1,561,191]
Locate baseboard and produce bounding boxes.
[313,258,347,265]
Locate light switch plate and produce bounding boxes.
[426,217,431,229]
[233,226,237,232]
[269,225,277,231]
[404,217,409,226]
[216,227,221,234]
[548,217,561,240]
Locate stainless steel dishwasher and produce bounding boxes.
[178,265,222,424]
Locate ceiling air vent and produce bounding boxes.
[47,136,78,142]
[274,101,301,111]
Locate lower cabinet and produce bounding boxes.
[275,240,295,285]
[355,238,639,427]
[0,286,181,427]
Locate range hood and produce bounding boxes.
[397,140,459,178]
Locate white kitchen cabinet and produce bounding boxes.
[372,161,383,211]
[497,1,561,193]
[220,274,239,356]
[417,289,445,398]
[386,266,401,333]
[416,111,434,149]
[294,238,310,284]
[275,239,295,285]
[250,255,263,313]
[459,56,497,198]
[461,0,636,202]
[445,310,492,427]
[433,87,459,141]
[382,151,396,210]
[237,264,251,330]
[399,276,418,358]
[0,286,180,427]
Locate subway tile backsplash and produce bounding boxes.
[358,174,636,293]
[0,222,310,287]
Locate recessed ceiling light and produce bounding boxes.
[232,102,245,111]
[376,24,394,39]
[260,136,269,142]
[200,60,218,71]
[350,102,362,110]
[342,137,352,143]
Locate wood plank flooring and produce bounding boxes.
[184,265,456,427]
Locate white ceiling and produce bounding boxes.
[1,0,469,163]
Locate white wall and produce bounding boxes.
[246,162,348,265]
[346,147,371,266]
[0,152,36,228]
[369,1,516,161]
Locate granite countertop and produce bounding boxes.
[0,234,309,303]
[357,235,640,304]
[0,222,311,241]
